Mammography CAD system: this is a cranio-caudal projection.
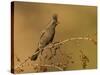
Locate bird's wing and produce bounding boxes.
[40,30,45,40]
[37,30,45,47]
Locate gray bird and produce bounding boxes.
[31,14,59,61]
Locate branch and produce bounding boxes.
[53,37,97,46]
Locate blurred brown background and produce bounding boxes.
[13,2,97,73]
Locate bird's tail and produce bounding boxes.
[31,48,40,61]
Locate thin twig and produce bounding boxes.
[54,37,96,46]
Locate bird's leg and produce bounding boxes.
[40,48,44,55]
[50,41,60,54]
[47,43,54,60]
[52,41,61,56]
[48,41,60,60]
[50,48,53,55]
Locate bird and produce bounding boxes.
[31,14,59,61]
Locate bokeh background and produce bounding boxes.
[13,1,97,73]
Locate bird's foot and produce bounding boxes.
[52,41,60,50]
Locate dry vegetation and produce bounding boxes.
[14,35,97,73]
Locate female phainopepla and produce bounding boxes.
[31,14,59,61]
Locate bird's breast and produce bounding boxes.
[39,29,55,48]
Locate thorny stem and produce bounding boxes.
[14,36,96,71]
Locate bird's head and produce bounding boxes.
[52,14,59,26]
[52,14,58,20]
